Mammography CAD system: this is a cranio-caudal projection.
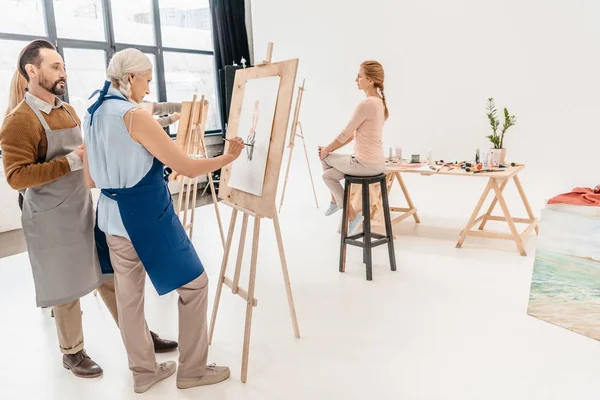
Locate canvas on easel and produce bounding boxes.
[174,96,225,247]
[228,75,281,196]
[278,79,319,213]
[209,42,300,383]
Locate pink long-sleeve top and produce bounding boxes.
[336,96,385,164]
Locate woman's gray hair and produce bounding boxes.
[106,48,152,102]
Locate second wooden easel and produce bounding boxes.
[173,95,225,246]
[278,79,319,213]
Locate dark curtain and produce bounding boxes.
[209,0,251,133]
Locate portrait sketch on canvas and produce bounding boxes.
[246,100,259,161]
[228,76,281,197]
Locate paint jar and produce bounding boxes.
[411,154,420,163]
[395,147,402,162]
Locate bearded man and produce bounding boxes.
[0,39,177,379]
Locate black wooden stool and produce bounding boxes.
[339,173,396,280]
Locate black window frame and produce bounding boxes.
[0,0,222,140]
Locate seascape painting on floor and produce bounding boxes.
[527,205,600,341]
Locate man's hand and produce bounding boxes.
[74,144,85,160]
[226,137,244,160]
[171,112,181,123]
[318,146,329,160]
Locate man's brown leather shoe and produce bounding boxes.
[62,349,103,378]
[151,331,178,353]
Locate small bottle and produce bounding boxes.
[475,148,480,164]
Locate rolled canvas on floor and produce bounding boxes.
[228,76,281,197]
[527,204,600,341]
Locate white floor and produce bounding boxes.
[1,194,600,399]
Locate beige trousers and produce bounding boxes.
[53,281,118,355]
[106,234,210,386]
[321,153,385,207]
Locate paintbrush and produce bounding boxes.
[223,138,254,147]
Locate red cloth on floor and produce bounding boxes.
[547,187,600,206]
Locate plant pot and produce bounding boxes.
[489,148,507,166]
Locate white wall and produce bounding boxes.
[253,0,600,221]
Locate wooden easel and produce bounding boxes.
[278,79,319,213]
[174,95,225,246]
[208,42,300,383]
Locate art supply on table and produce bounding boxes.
[411,154,420,163]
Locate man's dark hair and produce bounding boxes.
[18,39,56,82]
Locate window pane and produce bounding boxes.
[62,48,107,122]
[0,40,30,128]
[54,0,105,41]
[158,0,213,51]
[164,52,218,131]
[0,0,47,36]
[112,0,155,46]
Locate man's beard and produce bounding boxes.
[39,74,66,96]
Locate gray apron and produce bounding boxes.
[21,94,112,307]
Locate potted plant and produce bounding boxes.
[485,98,516,165]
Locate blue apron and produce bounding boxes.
[89,81,204,295]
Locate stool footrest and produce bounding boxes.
[345,232,386,241]
[371,238,390,248]
[344,237,391,248]
[346,232,364,241]
[345,239,365,247]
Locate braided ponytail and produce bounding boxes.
[378,84,389,120]
[112,76,132,100]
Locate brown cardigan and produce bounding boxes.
[0,99,81,191]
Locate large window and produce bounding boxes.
[0,0,219,139]
[62,48,107,121]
